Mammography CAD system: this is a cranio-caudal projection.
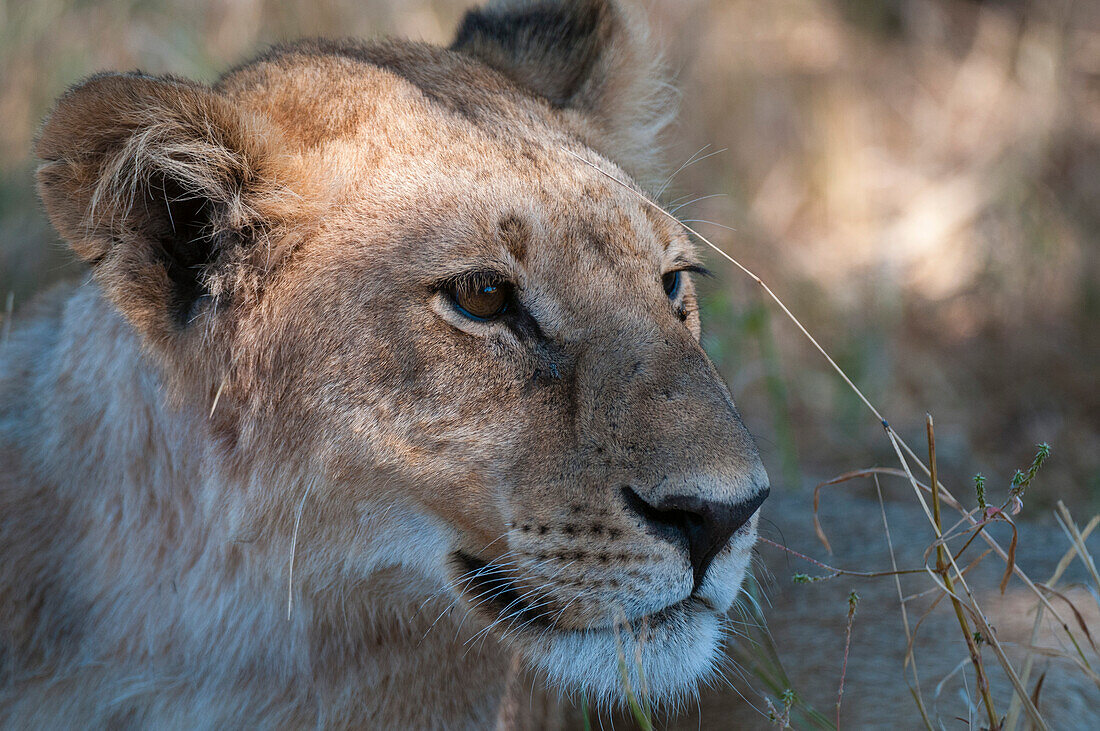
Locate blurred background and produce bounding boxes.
[1,0,1098,513]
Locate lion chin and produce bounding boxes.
[525,601,725,708]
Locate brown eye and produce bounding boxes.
[454,280,511,321]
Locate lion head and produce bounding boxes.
[35,0,768,709]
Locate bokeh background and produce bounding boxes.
[1,0,1097,510]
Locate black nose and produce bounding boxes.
[621,485,769,590]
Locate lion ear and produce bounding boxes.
[451,0,676,187]
[36,72,302,341]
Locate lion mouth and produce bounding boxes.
[450,551,742,707]
[452,552,558,631]
[451,552,701,636]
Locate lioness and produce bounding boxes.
[0,0,769,726]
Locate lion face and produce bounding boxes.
[259,132,769,705]
[35,0,767,709]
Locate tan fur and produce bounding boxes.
[1,1,768,727]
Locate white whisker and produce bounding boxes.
[286,476,317,621]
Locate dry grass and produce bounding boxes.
[731,444,1100,729]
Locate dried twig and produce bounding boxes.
[927,415,998,729]
[835,591,859,729]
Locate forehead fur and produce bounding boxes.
[212,0,677,190]
[216,38,690,266]
[217,40,555,149]
[213,38,607,196]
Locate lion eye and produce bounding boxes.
[662,270,681,299]
[454,280,511,321]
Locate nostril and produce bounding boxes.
[620,486,692,547]
[620,485,769,590]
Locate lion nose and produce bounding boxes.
[621,485,769,590]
